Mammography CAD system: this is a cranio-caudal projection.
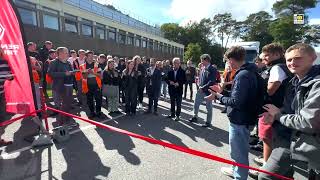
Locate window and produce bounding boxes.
[82,24,92,36]
[118,34,126,44]
[154,41,158,50]
[96,28,105,39]
[18,8,37,26]
[148,40,153,49]
[127,35,134,45]
[43,14,59,30]
[65,19,77,33]
[135,36,141,47]
[64,13,77,33]
[142,38,147,48]
[96,23,105,39]
[108,27,116,40]
[159,43,163,52]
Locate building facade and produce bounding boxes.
[14,0,184,59]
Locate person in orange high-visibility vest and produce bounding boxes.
[30,56,42,110]
[43,49,57,98]
[73,49,86,106]
[80,50,103,118]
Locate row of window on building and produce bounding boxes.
[16,1,184,56]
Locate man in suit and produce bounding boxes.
[145,58,162,115]
[190,54,217,127]
[167,58,186,121]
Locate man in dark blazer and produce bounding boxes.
[145,58,162,115]
[167,58,186,121]
[190,54,217,127]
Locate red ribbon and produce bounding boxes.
[47,107,293,180]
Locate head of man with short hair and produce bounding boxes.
[27,42,35,52]
[142,56,147,63]
[99,54,106,64]
[86,50,94,64]
[70,50,77,58]
[45,41,53,50]
[254,55,265,69]
[224,46,246,70]
[49,49,57,59]
[78,49,86,60]
[285,43,317,80]
[56,47,69,62]
[262,43,284,65]
[156,61,162,69]
[200,54,211,67]
[106,55,112,60]
[166,60,171,66]
[172,57,181,70]
[150,58,156,67]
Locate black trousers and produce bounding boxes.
[184,82,193,99]
[138,84,145,104]
[87,87,102,114]
[170,95,182,117]
[148,94,159,112]
[125,90,137,114]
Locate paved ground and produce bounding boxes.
[0,88,308,180]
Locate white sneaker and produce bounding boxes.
[221,167,234,178]
[249,169,259,177]
[253,157,265,167]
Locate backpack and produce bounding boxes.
[251,72,267,121]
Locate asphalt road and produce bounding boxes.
[0,88,307,180]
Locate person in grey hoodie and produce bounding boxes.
[262,43,320,179]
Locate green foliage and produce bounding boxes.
[184,43,202,64]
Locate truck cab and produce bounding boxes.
[231,41,260,63]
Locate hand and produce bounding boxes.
[170,81,174,85]
[65,71,72,76]
[259,112,275,125]
[210,84,223,94]
[88,69,93,74]
[205,89,217,101]
[174,82,179,87]
[263,104,280,117]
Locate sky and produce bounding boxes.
[94,0,320,26]
[94,0,320,51]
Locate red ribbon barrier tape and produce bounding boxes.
[47,107,294,180]
[0,110,42,127]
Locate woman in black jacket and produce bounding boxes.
[122,60,138,115]
[102,59,120,113]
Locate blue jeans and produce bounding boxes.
[229,123,250,180]
[193,90,212,124]
[161,81,167,97]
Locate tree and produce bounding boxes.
[241,11,274,49]
[211,13,236,52]
[160,23,185,44]
[184,43,202,64]
[269,0,318,48]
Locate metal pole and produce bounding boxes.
[39,87,49,131]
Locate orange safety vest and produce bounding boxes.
[45,60,53,84]
[32,70,40,84]
[80,63,102,94]
[74,60,82,81]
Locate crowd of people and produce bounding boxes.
[0,40,319,180]
[23,41,222,125]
